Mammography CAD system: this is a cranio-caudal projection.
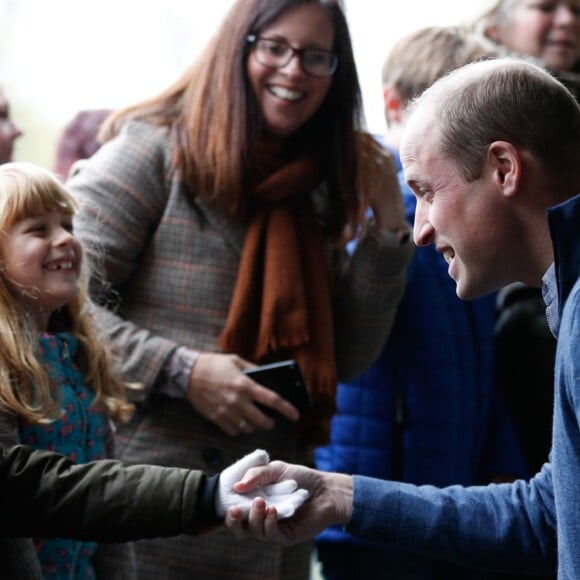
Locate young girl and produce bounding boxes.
[0,162,134,579]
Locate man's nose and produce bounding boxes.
[413,202,434,247]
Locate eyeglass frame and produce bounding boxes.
[246,34,339,78]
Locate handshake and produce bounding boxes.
[0,443,348,548]
[216,449,309,520]
[217,448,352,546]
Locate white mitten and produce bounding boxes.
[215,449,309,519]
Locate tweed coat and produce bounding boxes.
[68,120,413,579]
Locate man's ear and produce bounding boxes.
[487,141,521,197]
[383,84,405,127]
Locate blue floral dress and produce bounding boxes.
[19,332,109,580]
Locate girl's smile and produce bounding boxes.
[1,210,82,329]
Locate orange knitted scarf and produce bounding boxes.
[219,147,337,440]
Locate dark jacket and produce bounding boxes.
[495,283,556,474]
[0,444,217,579]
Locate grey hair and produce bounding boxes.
[472,0,521,37]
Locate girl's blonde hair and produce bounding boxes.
[0,162,133,424]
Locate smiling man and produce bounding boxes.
[226,57,580,579]
[401,58,574,302]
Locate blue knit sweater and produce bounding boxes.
[347,193,580,579]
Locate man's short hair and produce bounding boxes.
[381,26,499,105]
[413,58,580,184]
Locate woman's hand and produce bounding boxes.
[356,133,407,232]
[186,353,300,436]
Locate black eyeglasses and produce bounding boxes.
[246,35,338,78]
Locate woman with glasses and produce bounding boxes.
[67,0,412,577]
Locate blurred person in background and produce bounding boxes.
[0,86,23,164]
[53,108,112,180]
[473,0,580,74]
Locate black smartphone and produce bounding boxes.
[244,359,312,418]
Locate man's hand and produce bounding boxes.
[216,450,309,519]
[224,460,353,545]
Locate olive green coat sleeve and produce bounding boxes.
[0,444,213,541]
